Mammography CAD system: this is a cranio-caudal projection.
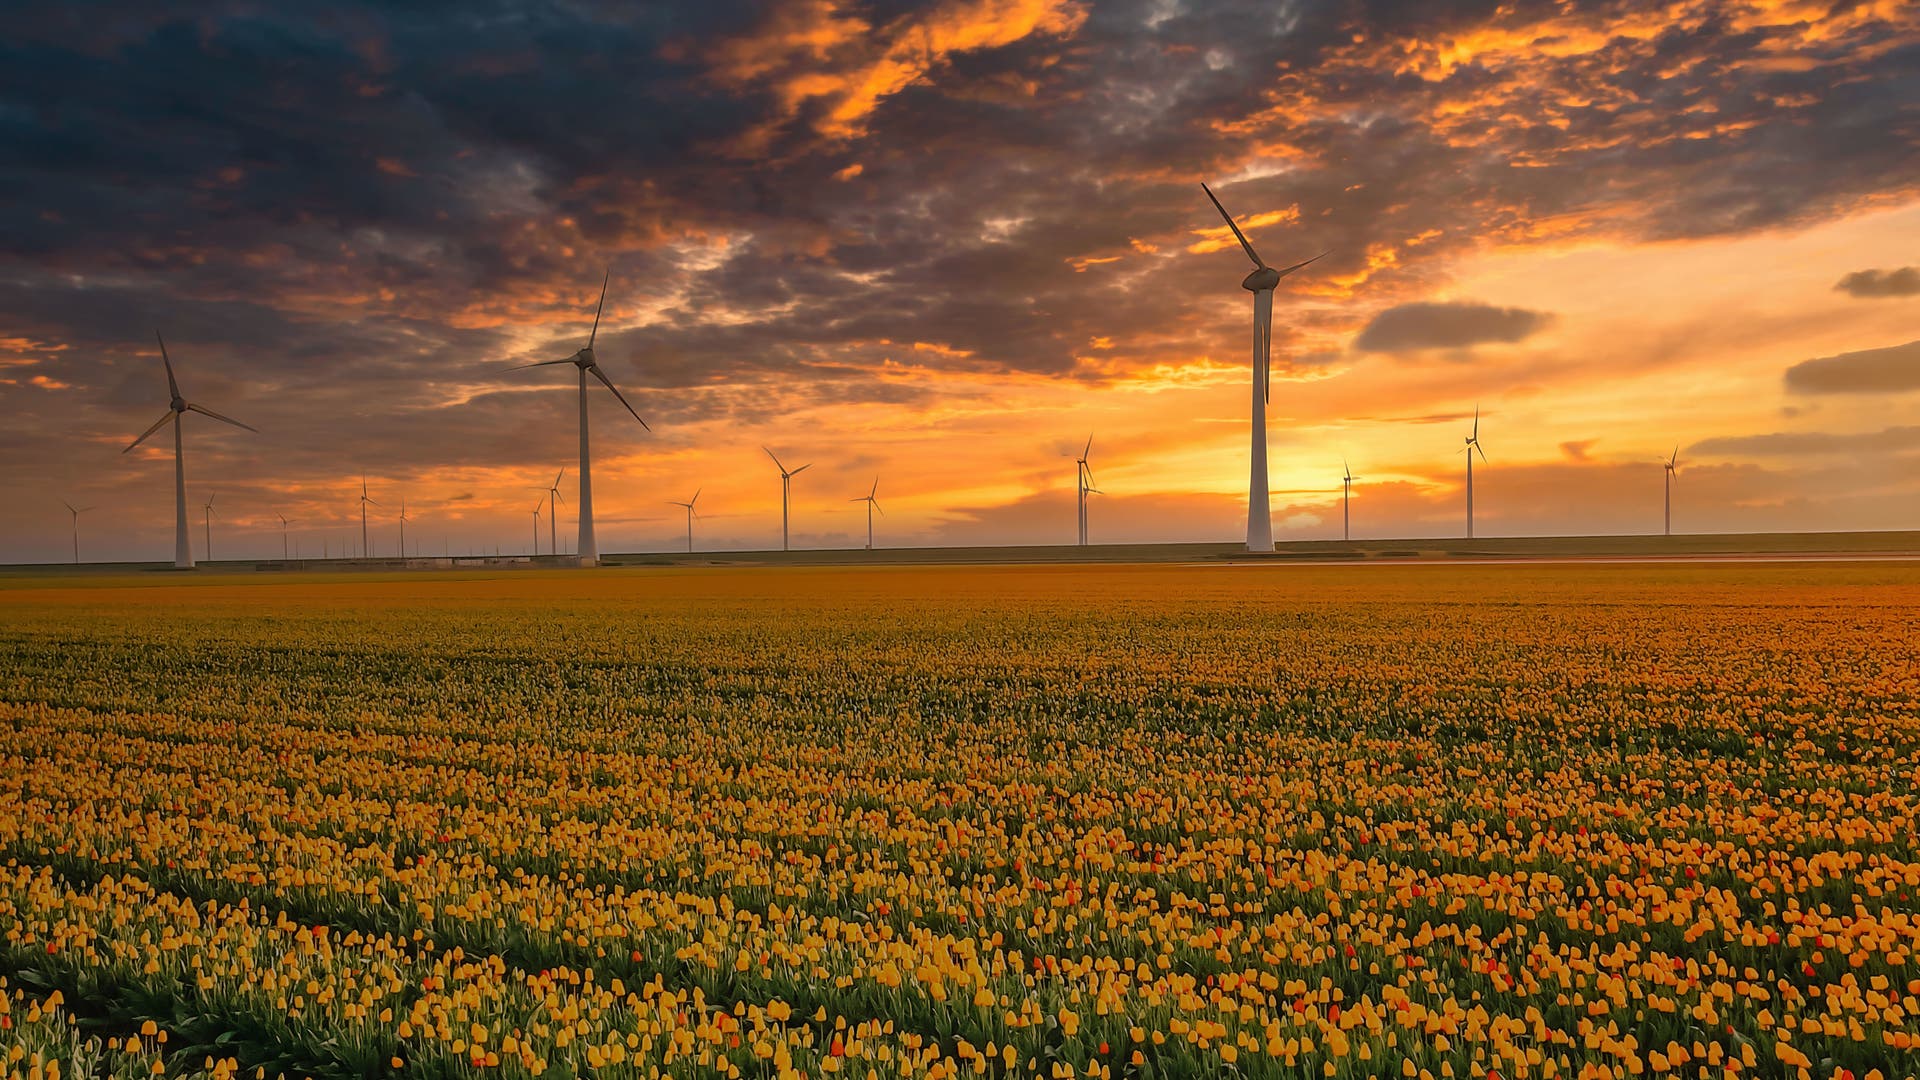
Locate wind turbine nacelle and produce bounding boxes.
[574,347,595,366]
[1242,267,1284,292]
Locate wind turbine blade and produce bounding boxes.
[510,358,579,370]
[1083,434,1092,459]
[156,332,180,400]
[123,410,176,453]
[848,496,865,503]
[874,500,884,516]
[588,269,609,349]
[1476,442,1488,463]
[764,447,787,472]
[61,500,75,514]
[186,403,258,433]
[791,463,812,476]
[869,476,878,498]
[690,487,701,506]
[1200,182,1265,268]
[589,366,650,430]
[1472,405,1479,440]
[554,468,566,488]
[1271,251,1330,279]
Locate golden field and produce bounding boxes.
[1,563,1917,1080]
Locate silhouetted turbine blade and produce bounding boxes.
[1200,183,1265,269]
[590,366,649,430]
[187,403,258,433]
[124,410,176,453]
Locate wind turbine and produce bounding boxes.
[1072,435,1094,547]
[122,332,256,569]
[1663,446,1680,536]
[1201,183,1327,553]
[531,499,544,557]
[510,270,649,565]
[668,488,701,553]
[764,447,810,552]
[1463,407,1486,539]
[545,468,567,556]
[398,496,410,560]
[1341,461,1357,542]
[202,494,218,562]
[277,513,292,561]
[61,501,93,565]
[358,478,379,558]
[850,478,883,550]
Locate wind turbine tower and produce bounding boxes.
[62,501,93,565]
[1341,461,1357,542]
[545,468,566,556]
[358,479,378,558]
[850,478,883,550]
[510,271,650,565]
[1201,183,1326,553]
[398,497,410,560]
[122,332,256,568]
[1073,436,1094,547]
[1664,447,1680,536]
[764,447,811,552]
[202,494,217,562]
[1464,407,1486,539]
[277,513,292,561]
[668,489,701,553]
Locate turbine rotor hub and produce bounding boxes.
[1241,267,1282,291]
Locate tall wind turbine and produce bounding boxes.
[122,332,256,569]
[1073,436,1094,547]
[764,447,810,552]
[667,488,701,554]
[358,478,379,558]
[545,468,567,556]
[1201,183,1326,553]
[398,497,410,560]
[1341,461,1357,542]
[1663,447,1680,536]
[277,513,292,561]
[850,478,883,550]
[202,494,218,562]
[510,271,650,565]
[62,501,93,565]
[531,499,544,556]
[1463,407,1486,538]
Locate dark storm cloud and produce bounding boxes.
[1353,302,1554,354]
[1785,341,1920,395]
[2,0,1918,547]
[1690,426,1920,457]
[1836,267,1920,298]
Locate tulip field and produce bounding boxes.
[2,562,1918,1080]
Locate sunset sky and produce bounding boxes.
[3,0,1918,562]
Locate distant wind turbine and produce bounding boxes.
[668,488,701,553]
[202,494,218,562]
[509,271,649,565]
[398,496,410,560]
[277,513,292,561]
[62,501,93,565]
[358,478,379,558]
[1663,446,1681,536]
[1341,461,1357,542]
[1464,407,1486,539]
[1201,183,1327,553]
[122,332,256,569]
[531,499,544,557]
[850,478,883,550]
[545,468,566,556]
[1072,435,1094,547]
[764,447,810,552]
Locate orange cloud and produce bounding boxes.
[702,0,1087,144]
